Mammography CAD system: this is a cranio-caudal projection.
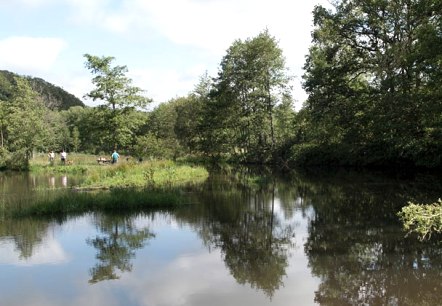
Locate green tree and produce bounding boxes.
[301,0,442,167]
[173,74,211,156]
[84,54,152,151]
[2,77,46,169]
[43,110,71,152]
[71,126,81,152]
[139,101,181,159]
[209,29,292,162]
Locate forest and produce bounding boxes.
[0,0,440,171]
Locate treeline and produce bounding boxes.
[0,0,440,170]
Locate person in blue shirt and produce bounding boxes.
[111,150,120,164]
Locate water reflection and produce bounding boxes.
[0,218,51,260]
[61,175,67,187]
[87,213,155,283]
[297,168,442,306]
[49,176,55,188]
[176,169,298,298]
[0,167,442,305]
[0,172,80,212]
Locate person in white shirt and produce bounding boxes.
[61,150,67,164]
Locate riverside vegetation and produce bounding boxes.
[1,153,208,218]
[0,0,440,238]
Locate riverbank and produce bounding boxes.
[30,153,208,188]
[0,154,209,218]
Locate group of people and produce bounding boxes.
[48,150,67,165]
[48,149,120,165]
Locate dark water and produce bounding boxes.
[1,167,442,306]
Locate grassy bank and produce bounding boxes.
[30,153,105,174]
[80,160,208,189]
[1,154,209,217]
[30,153,208,189]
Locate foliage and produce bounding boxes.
[0,77,47,169]
[1,12,441,170]
[83,54,152,151]
[300,0,442,168]
[80,160,208,189]
[202,29,292,163]
[398,199,442,240]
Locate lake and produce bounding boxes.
[1,167,442,306]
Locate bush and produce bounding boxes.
[0,148,29,170]
[287,143,352,167]
[398,199,442,240]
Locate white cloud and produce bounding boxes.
[130,66,204,104]
[59,0,330,105]
[65,0,137,34]
[0,0,332,106]
[0,37,67,73]
[11,0,55,6]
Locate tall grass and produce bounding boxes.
[4,155,209,218]
[80,160,208,189]
[30,152,98,174]
[29,154,208,188]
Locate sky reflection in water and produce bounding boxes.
[1,169,442,306]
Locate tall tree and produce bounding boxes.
[1,77,46,169]
[84,54,152,151]
[302,0,442,167]
[209,29,292,162]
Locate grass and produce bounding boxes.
[80,160,208,189]
[30,153,102,174]
[3,153,210,218]
[29,153,208,189]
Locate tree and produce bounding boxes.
[208,29,292,162]
[71,126,81,152]
[301,0,442,167]
[84,54,152,151]
[2,77,46,169]
[173,74,211,155]
[138,101,181,159]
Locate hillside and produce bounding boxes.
[0,70,85,110]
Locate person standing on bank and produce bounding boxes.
[111,150,120,164]
[48,150,55,165]
[61,150,67,165]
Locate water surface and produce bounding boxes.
[1,168,441,305]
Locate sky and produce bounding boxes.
[0,0,331,110]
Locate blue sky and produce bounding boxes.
[0,0,331,109]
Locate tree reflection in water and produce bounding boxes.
[87,213,155,284]
[300,169,442,306]
[0,218,50,259]
[177,168,297,298]
[2,167,442,304]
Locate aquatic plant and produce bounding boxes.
[398,199,442,240]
